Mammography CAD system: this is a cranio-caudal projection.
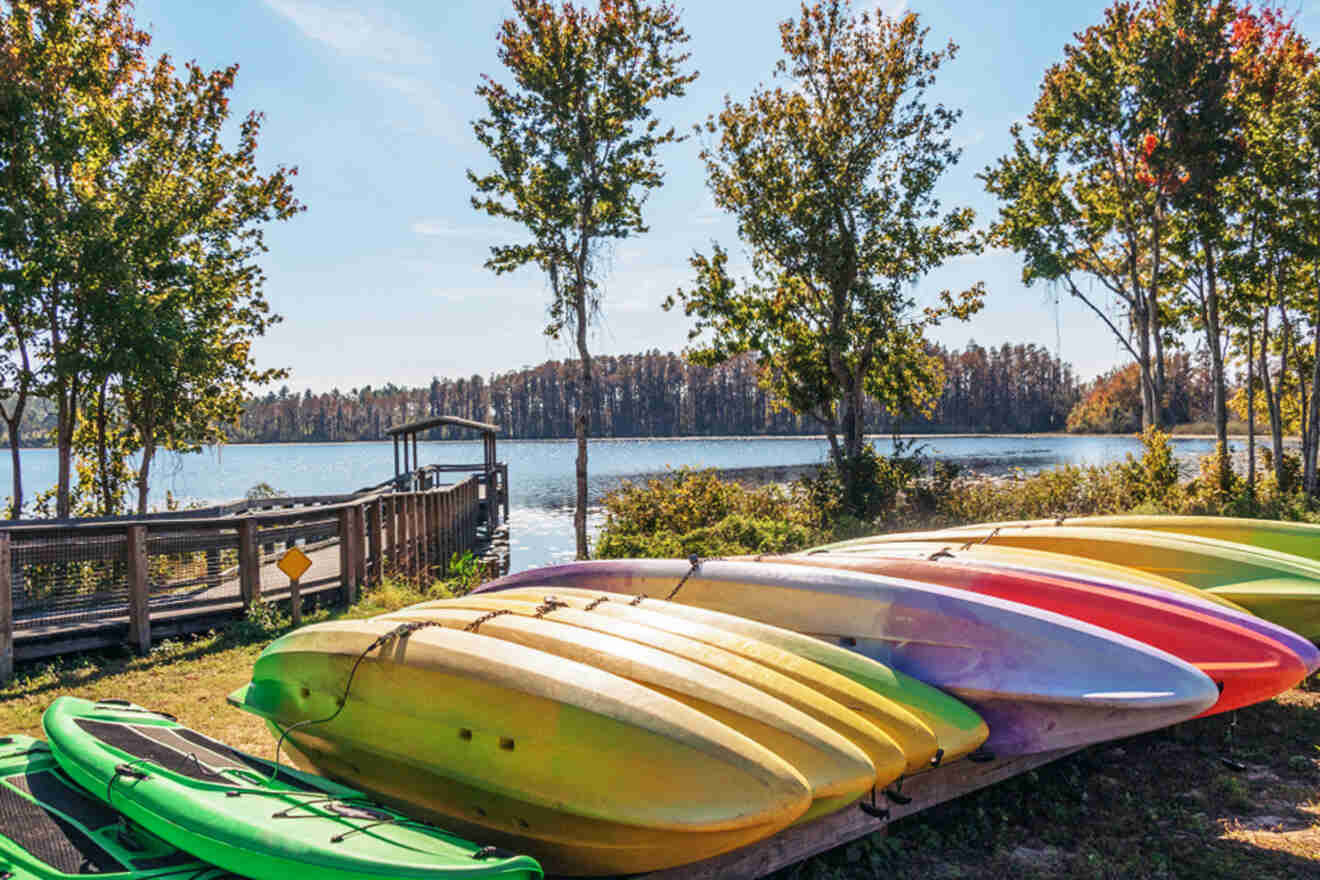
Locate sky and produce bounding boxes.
[125,0,1319,394]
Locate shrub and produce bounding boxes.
[596,468,819,559]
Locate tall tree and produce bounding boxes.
[0,0,298,518]
[668,1,982,514]
[984,1,1187,431]
[110,54,297,513]
[470,0,696,558]
[0,0,149,518]
[1146,0,1243,474]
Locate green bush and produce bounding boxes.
[596,468,820,559]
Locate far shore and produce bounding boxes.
[0,430,1301,451]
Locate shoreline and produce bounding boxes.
[0,431,1301,452]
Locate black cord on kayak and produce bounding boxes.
[534,597,568,617]
[583,595,610,611]
[665,553,703,601]
[927,548,955,561]
[268,621,444,784]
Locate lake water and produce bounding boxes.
[0,434,1230,570]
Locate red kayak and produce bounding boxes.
[755,554,1309,717]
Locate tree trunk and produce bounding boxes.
[1260,305,1285,485]
[94,382,113,516]
[137,439,154,516]
[4,420,22,520]
[574,285,592,561]
[1204,246,1230,486]
[1305,303,1320,496]
[1246,322,1255,500]
[1150,215,1167,424]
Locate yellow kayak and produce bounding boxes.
[455,588,988,768]
[228,618,811,875]
[389,598,904,794]
[374,603,880,822]
[448,589,939,773]
[1015,515,1320,566]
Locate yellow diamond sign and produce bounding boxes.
[277,546,312,581]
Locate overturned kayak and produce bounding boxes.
[468,583,988,768]
[476,559,1220,755]
[813,537,1251,612]
[373,600,884,822]
[228,618,813,875]
[42,697,543,880]
[941,515,1320,565]
[839,526,1320,641]
[803,542,1320,676]
[756,553,1310,714]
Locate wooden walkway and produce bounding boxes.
[1,472,492,673]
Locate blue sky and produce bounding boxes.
[126,0,1319,394]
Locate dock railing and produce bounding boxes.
[0,473,489,681]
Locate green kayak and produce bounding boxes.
[0,733,230,880]
[42,697,543,880]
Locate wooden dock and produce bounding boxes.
[0,471,501,678]
[627,746,1080,880]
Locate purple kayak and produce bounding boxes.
[817,543,1320,676]
[480,560,1220,756]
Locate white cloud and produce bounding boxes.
[263,0,430,65]
[366,72,470,144]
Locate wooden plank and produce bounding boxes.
[289,577,302,627]
[338,507,354,599]
[349,505,363,604]
[439,490,451,575]
[238,519,259,608]
[0,532,11,682]
[628,747,1083,880]
[353,505,365,593]
[367,499,382,586]
[419,493,432,579]
[125,525,151,656]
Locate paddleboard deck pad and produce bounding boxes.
[42,697,543,880]
[0,733,232,879]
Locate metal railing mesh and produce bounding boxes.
[147,529,240,611]
[12,531,130,630]
[256,515,342,598]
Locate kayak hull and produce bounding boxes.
[228,618,812,875]
[477,560,1220,755]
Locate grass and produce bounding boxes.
[0,575,441,754]
[773,681,1320,880]
[3,574,1318,879]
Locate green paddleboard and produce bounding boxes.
[0,733,231,880]
[42,697,543,880]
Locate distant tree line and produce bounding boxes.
[230,344,1081,443]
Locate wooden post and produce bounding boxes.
[419,493,431,579]
[353,504,367,590]
[289,577,302,627]
[367,499,382,586]
[398,495,411,580]
[383,497,396,577]
[338,507,354,602]
[501,463,510,522]
[406,498,417,580]
[0,532,12,683]
[239,520,259,608]
[126,525,151,656]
